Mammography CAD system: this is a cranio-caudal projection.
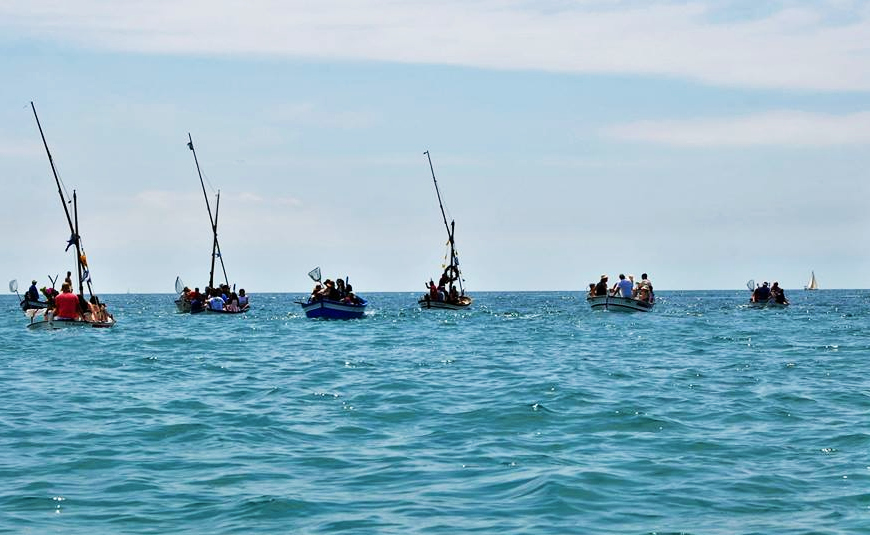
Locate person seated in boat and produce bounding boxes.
[310,283,323,302]
[225,292,240,312]
[238,289,249,309]
[336,278,346,298]
[610,273,634,298]
[100,303,113,322]
[594,275,608,296]
[448,285,459,303]
[636,283,651,303]
[752,281,771,302]
[587,283,596,297]
[426,279,438,300]
[771,282,788,305]
[41,286,58,306]
[207,292,225,311]
[640,273,654,302]
[27,280,40,302]
[54,282,81,320]
[188,287,203,306]
[325,279,341,301]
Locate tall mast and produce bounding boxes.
[210,191,229,289]
[424,151,452,241]
[188,134,228,289]
[31,102,86,294]
[73,191,84,298]
[425,151,462,293]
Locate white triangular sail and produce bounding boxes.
[805,271,819,290]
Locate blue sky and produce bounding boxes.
[1,0,869,293]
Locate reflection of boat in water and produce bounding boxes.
[418,151,472,311]
[26,102,115,330]
[805,271,819,290]
[300,298,368,319]
[174,134,248,315]
[587,295,654,312]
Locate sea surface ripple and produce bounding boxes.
[1,290,868,534]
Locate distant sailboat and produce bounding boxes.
[805,271,819,291]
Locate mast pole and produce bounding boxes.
[72,191,84,299]
[213,191,229,287]
[208,192,218,289]
[424,151,452,239]
[425,151,461,291]
[31,102,77,239]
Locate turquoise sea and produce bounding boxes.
[1,290,868,534]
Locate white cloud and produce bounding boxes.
[2,1,870,91]
[603,110,870,147]
[271,102,377,130]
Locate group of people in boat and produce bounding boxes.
[179,284,249,312]
[28,277,113,323]
[750,281,788,305]
[309,277,362,305]
[588,273,655,303]
[423,265,465,304]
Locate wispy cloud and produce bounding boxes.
[603,110,870,147]
[2,1,870,91]
[271,102,377,130]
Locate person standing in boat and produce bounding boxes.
[27,280,40,302]
[594,275,608,296]
[611,274,634,298]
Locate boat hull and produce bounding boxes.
[748,300,789,308]
[587,295,654,312]
[418,295,472,310]
[20,298,49,311]
[27,315,116,330]
[301,298,367,319]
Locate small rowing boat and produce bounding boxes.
[299,268,367,319]
[586,295,654,312]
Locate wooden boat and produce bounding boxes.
[9,280,49,311]
[26,102,115,330]
[418,151,472,311]
[174,134,248,314]
[587,295,654,312]
[747,300,789,309]
[26,309,115,330]
[300,268,366,319]
[419,295,472,310]
[804,271,819,290]
[300,297,368,319]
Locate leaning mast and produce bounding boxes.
[31,101,87,299]
[424,150,462,294]
[187,133,228,289]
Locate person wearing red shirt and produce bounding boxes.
[54,283,81,320]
